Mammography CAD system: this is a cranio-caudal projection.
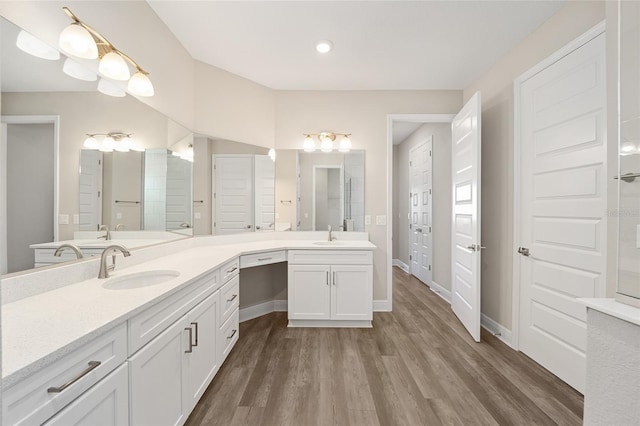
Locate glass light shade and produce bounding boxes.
[303,135,316,152]
[98,78,126,97]
[114,137,130,152]
[59,23,98,59]
[99,51,130,81]
[128,71,154,97]
[171,151,182,157]
[320,136,333,153]
[83,136,100,149]
[268,148,276,162]
[63,57,97,81]
[99,136,116,152]
[620,139,638,155]
[338,135,352,152]
[16,30,60,60]
[316,40,333,53]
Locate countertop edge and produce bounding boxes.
[579,298,640,327]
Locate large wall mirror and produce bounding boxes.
[618,2,640,302]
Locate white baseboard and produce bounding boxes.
[239,300,287,323]
[429,280,452,303]
[373,300,391,312]
[481,313,513,348]
[392,259,409,273]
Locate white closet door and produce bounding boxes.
[517,32,606,393]
[254,155,275,232]
[214,156,253,234]
[409,138,433,285]
[451,92,482,342]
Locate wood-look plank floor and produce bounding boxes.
[186,267,583,425]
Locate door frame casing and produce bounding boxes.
[386,114,455,312]
[511,21,606,351]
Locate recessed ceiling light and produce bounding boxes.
[316,40,333,54]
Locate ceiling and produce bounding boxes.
[148,0,565,91]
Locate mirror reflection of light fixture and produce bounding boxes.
[268,148,276,162]
[83,132,140,152]
[620,138,640,156]
[63,57,97,81]
[302,132,351,153]
[16,30,61,60]
[98,78,126,97]
[58,7,154,97]
[171,144,194,162]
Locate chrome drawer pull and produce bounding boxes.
[47,361,101,393]
[185,327,194,353]
[257,257,272,262]
[227,294,238,302]
[227,329,237,339]
[190,322,199,347]
[226,266,238,274]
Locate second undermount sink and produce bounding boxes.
[102,270,180,290]
[313,241,347,246]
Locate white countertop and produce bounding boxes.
[2,238,375,389]
[579,298,640,326]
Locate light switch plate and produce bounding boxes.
[365,215,371,225]
[194,212,201,219]
[73,214,79,225]
[59,214,69,225]
[376,215,387,226]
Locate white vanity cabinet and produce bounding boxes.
[287,250,373,327]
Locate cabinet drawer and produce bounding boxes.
[218,307,239,364]
[220,257,239,283]
[128,269,220,355]
[219,275,240,325]
[287,250,373,265]
[240,250,286,269]
[3,323,127,426]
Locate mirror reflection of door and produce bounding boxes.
[313,165,344,231]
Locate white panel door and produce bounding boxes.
[254,155,275,232]
[79,150,103,231]
[518,33,606,393]
[409,139,433,285]
[451,92,482,342]
[214,156,253,234]
[166,155,192,231]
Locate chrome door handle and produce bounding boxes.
[416,228,423,232]
[47,361,101,393]
[190,322,198,347]
[518,247,530,257]
[185,327,194,353]
[246,225,252,229]
[467,244,487,252]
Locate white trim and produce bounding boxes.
[239,299,287,323]
[373,299,391,312]
[288,319,372,328]
[429,280,452,303]
[387,114,455,315]
[481,314,513,349]
[392,259,409,273]
[1,123,7,274]
[512,21,606,351]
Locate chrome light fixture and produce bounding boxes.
[59,7,154,97]
[302,132,351,153]
[83,132,142,152]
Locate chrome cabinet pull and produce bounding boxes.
[326,271,329,286]
[185,327,194,353]
[257,257,272,262]
[333,271,336,286]
[47,361,101,393]
[227,294,238,302]
[226,266,238,274]
[190,322,199,347]
[227,329,237,339]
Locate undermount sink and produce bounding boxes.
[313,241,347,246]
[102,270,180,290]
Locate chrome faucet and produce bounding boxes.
[98,225,111,240]
[98,244,131,279]
[328,225,337,241]
[54,244,84,259]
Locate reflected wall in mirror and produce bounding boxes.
[618,1,640,301]
[296,150,365,232]
[0,17,194,275]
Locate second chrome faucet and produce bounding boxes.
[98,244,131,279]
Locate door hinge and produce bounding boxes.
[98,159,101,165]
[410,161,412,166]
[214,164,216,170]
[213,193,216,199]
[429,150,432,157]
[214,222,216,227]
[429,226,431,232]
[428,265,431,271]
[98,191,101,198]
[429,189,432,195]
[409,192,412,198]
[410,255,412,260]
[409,224,412,229]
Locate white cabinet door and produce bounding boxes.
[184,291,219,412]
[44,364,129,426]
[331,265,373,321]
[129,315,189,426]
[288,265,331,320]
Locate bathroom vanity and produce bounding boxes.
[1,234,375,425]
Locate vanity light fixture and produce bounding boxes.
[302,132,352,153]
[16,30,61,60]
[63,57,97,81]
[83,132,142,153]
[268,148,276,162]
[59,7,154,97]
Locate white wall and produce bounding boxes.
[463,1,607,328]
[394,123,452,291]
[274,150,298,230]
[274,90,463,302]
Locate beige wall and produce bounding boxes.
[463,1,607,328]
[274,150,298,230]
[274,90,462,301]
[2,92,172,240]
[0,1,196,130]
[394,123,452,291]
